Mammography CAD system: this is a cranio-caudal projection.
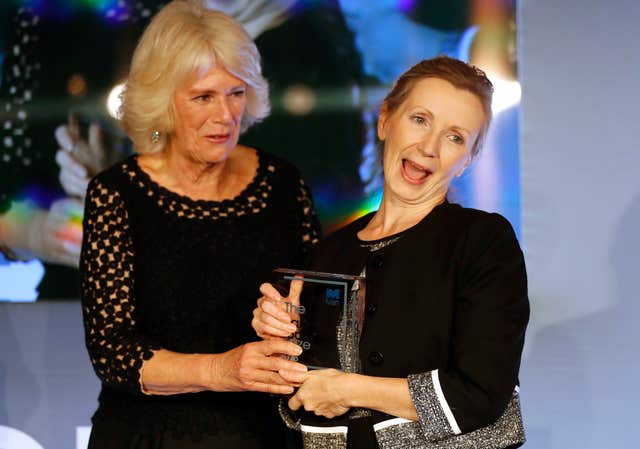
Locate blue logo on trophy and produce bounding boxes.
[325,287,341,305]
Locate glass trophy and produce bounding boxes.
[271,268,366,373]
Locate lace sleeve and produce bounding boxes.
[296,176,321,251]
[80,178,160,393]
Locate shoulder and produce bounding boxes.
[437,204,524,273]
[308,212,372,273]
[434,202,517,240]
[254,150,314,206]
[401,203,521,267]
[253,149,304,182]
[87,155,136,196]
[461,208,518,247]
[316,213,373,252]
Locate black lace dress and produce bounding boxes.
[80,151,320,448]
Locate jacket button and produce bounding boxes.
[369,351,384,366]
[366,303,377,315]
[372,255,384,269]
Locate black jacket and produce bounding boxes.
[286,201,529,449]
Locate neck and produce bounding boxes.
[140,144,240,201]
[164,149,229,191]
[362,191,446,240]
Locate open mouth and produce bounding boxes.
[205,133,231,143]
[401,159,432,184]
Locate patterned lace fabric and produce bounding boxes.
[81,179,159,391]
[80,151,320,439]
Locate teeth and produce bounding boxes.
[403,159,429,180]
[409,160,423,170]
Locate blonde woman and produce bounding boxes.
[80,1,319,447]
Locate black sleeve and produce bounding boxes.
[80,177,160,393]
[408,213,529,438]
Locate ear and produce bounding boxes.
[377,105,389,141]
[455,154,473,178]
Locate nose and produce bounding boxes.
[211,96,233,124]
[417,130,438,158]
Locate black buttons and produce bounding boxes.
[366,303,377,315]
[369,351,384,366]
[372,255,384,269]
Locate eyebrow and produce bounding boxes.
[450,125,471,136]
[410,107,434,121]
[410,107,472,135]
[188,84,246,95]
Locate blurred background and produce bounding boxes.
[0,0,520,301]
[1,0,639,448]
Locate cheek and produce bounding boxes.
[445,150,471,174]
[175,105,208,132]
[232,100,247,121]
[382,127,406,154]
[391,121,424,147]
[191,110,213,129]
[381,142,398,169]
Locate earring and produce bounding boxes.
[151,130,160,143]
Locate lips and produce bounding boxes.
[204,133,231,144]
[401,159,432,184]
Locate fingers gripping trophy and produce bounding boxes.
[259,269,367,374]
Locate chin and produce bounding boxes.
[198,147,234,164]
[390,178,446,204]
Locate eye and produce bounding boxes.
[411,115,426,125]
[193,94,212,103]
[231,89,246,98]
[447,134,465,145]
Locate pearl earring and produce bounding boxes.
[151,130,160,143]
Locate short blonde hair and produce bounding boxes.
[120,0,270,153]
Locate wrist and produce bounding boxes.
[198,352,230,392]
[340,373,362,408]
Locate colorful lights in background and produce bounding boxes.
[9,0,120,14]
[1,0,520,300]
[11,0,132,20]
[318,0,521,234]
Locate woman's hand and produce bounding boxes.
[252,281,301,339]
[281,368,351,419]
[0,198,83,266]
[55,117,104,198]
[210,339,307,395]
[55,115,121,198]
[282,370,419,421]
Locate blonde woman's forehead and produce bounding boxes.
[183,64,245,92]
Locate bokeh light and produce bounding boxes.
[282,84,316,116]
[490,77,521,114]
[67,73,87,97]
[106,83,125,119]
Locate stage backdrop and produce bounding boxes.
[519,0,640,447]
[1,1,520,447]
[1,0,639,448]
[0,0,519,301]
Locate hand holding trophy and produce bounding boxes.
[254,269,366,373]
